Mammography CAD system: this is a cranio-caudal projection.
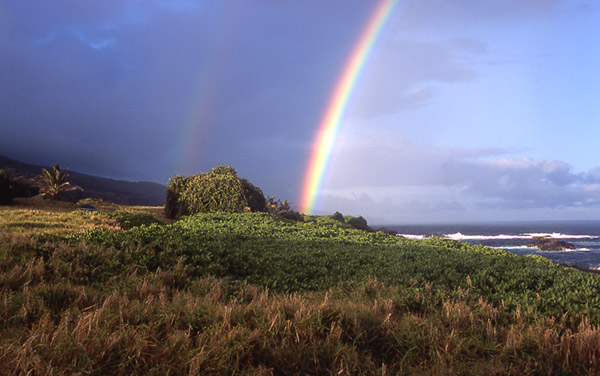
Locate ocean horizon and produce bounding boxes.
[382,220,600,271]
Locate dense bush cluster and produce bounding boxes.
[165,165,267,219]
[266,196,303,221]
[0,170,13,205]
[327,211,373,232]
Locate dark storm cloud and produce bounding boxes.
[2,0,597,223]
[0,1,196,181]
[0,1,374,191]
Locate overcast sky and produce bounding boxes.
[2,0,600,223]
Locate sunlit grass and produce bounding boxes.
[0,198,120,236]
[0,198,167,236]
[2,269,600,375]
[2,201,600,374]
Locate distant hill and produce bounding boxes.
[0,155,166,206]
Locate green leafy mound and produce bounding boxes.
[165,165,267,219]
[75,211,600,324]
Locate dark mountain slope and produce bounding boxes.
[0,155,166,206]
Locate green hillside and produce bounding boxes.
[0,154,166,206]
[2,201,600,374]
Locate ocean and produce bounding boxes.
[386,220,600,271]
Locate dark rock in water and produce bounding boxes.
[78,204,97,212]
[528,236,575,252]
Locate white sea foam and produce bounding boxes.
[491,246,531,250]
[492,246,592,252]
[398,232,598,241]
[532,247,591,253]
[397,234,425,240]
[446,232,531,241]
[524,233,597,239]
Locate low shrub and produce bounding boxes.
[106,212,163,230]
[347,215,373,232]
[267,196,303,221]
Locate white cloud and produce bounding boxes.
[350,38,486,117]
[316,127,600,221]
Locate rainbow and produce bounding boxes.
[298,0,399,214]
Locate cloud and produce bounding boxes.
[583,167,600,183]
[0,1,376,188]
[1,0,597,225]
[399,0,564,31]
[344,0,577,119]
[349,38,486,117]
[325,128,507,188]
[318,127,600,220]
[447,157,596,208]
[312,187,470,224]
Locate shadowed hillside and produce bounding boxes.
[0,155,165,206]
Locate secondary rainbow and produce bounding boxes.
[299,0,399,214]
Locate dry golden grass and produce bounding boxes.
[0,198,120,236]
[2,201,600,374]
[0,197,168,236]
[121,205,172,224]
[2,272,600,375]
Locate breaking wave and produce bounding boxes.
[398,232,599,241]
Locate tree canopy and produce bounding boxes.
[165,165,267,219]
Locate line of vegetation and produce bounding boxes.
[2,165,600,374]
[72,212,600,325]
[1,205,600,374]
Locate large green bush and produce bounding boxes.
[165,165,267,219]
[0,170,13,205]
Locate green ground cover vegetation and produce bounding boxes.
[2,198,600,374]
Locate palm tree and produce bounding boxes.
[40,163,70,200]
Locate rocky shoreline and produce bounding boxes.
[527,236,576,252]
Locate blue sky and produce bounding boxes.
[1,0,599,223]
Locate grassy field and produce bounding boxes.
[2,198,600,375]
[0,197,168,235]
